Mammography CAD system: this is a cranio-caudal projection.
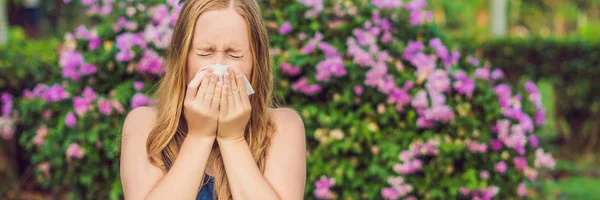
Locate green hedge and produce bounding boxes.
[480,38,600,144]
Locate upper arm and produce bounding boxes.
[120,106,164,200]
[264,108,307,200]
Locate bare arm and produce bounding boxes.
[120,106,215,200]
[217,108,306,200]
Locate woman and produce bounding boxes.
[119,0,306,199]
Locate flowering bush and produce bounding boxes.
[0,0,555,199]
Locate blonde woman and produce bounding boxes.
[119,0,306,199]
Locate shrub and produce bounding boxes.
[0,0,555,199]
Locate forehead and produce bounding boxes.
[193,9,249,48]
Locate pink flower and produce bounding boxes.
[495,161,507,174]
[2,125,14,140]
[524,167,538,181]
[381,187,400,200]
[453,70,475,96]
[411,90,428,109]
[459,187,470,195]
[426,70,450,93]
[98,98,113,115]
[513,157,528,170]
[65,112,77,127]
[480,171,489,180]
[475,67,490,80]
[1,93,13,117]
[134,81,144,91]
[280,63,301,76]
[138,50,165,74]
[314,176,335,199]
[467,140,487,153]
[354,86,363,96]
[42,110,52,120]
[491,68,504,80]
[66,143,85,159]
[131,93,150,108]
[371,0,403,9]
[517,183,527,197]
[278,21,293,35]
[534,149,555,169]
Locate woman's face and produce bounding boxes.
[187,8,253,83]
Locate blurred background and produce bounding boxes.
[0,0,598,199]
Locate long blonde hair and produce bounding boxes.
[146,0,275,199]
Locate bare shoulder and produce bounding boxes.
[122,106,157,138]
[269,107,305,133]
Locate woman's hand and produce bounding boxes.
[217,67,251,142]
[183,68,223,140]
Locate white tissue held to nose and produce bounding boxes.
[199,64,255,95]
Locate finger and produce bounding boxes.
[211,81,222,109]
[230,68,242,107]
[196,71,212,102]
[220,84,229,117]
[202,73,219,104]
[233,68,250,106]
[185,70,205,103]
[223,72,235,110]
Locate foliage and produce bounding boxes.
[0,0,557,199]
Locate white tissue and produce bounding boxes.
[199,64,255,95]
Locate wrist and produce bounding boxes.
[186,133,216,143]
[216,136,246,146]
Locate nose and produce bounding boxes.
[214,51,228,65]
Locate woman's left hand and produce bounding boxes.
[217,67,251,142]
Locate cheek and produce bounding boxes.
[186,56,212,83]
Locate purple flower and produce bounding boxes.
[381,187,400,199]
[467,56,480,66]
[60,50,85,81]
[80,64,97,76]
[300,32,323,54]
[411,90,429,109]
[475,67,490,80]
[75,25,93,40]
[65,112,77,127]
[43,84,70,102]
[88,36,101,50]
[491,68,504,80]
[66,143,84,159]
[528,135,539,148]
[354,86,363,96]
[426,70,450,93]
[297,0,324,18]
[387,87,411,111]
[134,81,144,91]
[535,109,546,125]
[318,42,341,58]
[513,157,528,170]
[280,63,301,76]
[459,187,470,195]
[138,50,165,74]
[278,21,292,35]
[423,104,454,123]
[490,139,502,151]
[315,56,346,82]
[131,93,150,108]
[314,176,334,199]
[1,93,13,117]
[115,33,145,62]
[98,98,113,115]
[73,97,91,116]
[453,70,475,96]
[371,0,403,9]
[495,161,507,174]
[467,140,488,153]
[292,77,322,95]
[403,41,424,61]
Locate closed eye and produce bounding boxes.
[228,54,243,59]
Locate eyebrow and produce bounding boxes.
[194,45,245,52]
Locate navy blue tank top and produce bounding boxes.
[162,153,216,200]
[197,174,216,200]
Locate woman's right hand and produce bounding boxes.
[183,68,223,139]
